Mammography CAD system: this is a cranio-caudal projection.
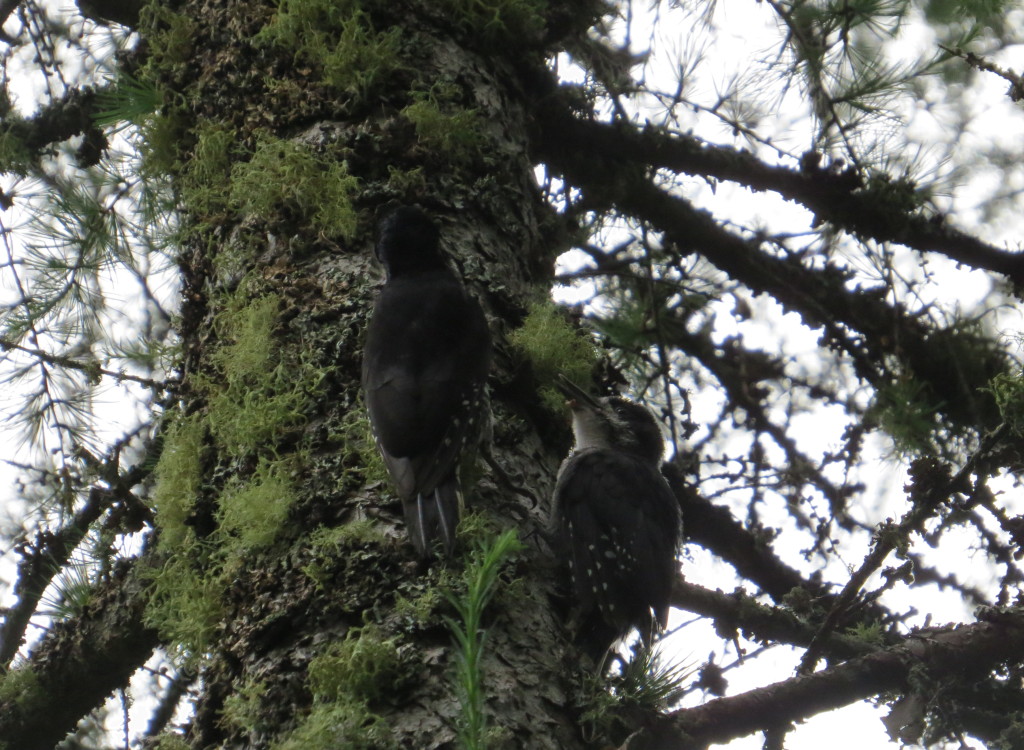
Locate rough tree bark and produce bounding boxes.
[132,0,594,747]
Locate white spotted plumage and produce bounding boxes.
[550,385,682,664]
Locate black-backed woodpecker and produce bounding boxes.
[362,206,492,557]
[550,377,682,664]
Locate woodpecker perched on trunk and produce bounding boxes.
[550,377,681,665]
[362,206,491,557]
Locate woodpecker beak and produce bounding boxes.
[554,375,601,412]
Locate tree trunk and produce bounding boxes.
[146,0,593,747]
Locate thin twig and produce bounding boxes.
[798,423,1010,673]
[0,336,176,392]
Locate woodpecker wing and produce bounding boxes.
[362,270,491,498]
[553,448,681,638]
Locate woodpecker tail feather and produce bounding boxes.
[403,478,461,558]
[433,480,458,553]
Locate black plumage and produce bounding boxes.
[362,206,492,557]
[550,378,682,664]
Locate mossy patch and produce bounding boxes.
[0,123,32,176]
[867,376,941,457]
[304,516,415,618]
[845,620,885,645]
[204,366,309,459]
[202,293,328,459]
[271,699,393,750]
[143,545,225,661]
[393,585,445,627]
[217,459,297,551]
[134,0,196,179]
[138,110,187,178]
[255,0,402,99]
[211,293,281,377]
[229,136,359,238]
[439,0,547,43]
[0,665,43,711]
[320,18,402,95]
[509,299,600,412]
[149,735,191,750]
[329,403,388,488]
[182,122,238,219]
[307,624,405,704]
[220,678,269,732]
[402,82,485,164]
[152,412,205,551]
[988,369,1024,434]
[270,626,405,750]
[308,520,385,553]
[143,279,334,656]
[453,509,502,550]
[138,4,196,76]
[385,164,427,195]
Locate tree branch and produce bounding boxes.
[540,138,1007,434]
[664,468,910,639]
[670,579,877,661]
[0,441,155,668]
[0,487,110,669]
[0,555,159,750]
[5,87,102,163]
[641,608,1024,749]
[536,109,1024,285]
[799,425,1009,672]
[663,464,824,602]
[661,325,856,528]
[74,0,141,28]
[941,45,1024,103]
[0,0,22,43]
[0,336,176,393]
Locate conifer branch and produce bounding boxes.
[0,555,159,750]
[656,609,1024,749]
[536,111,1024,284]
[0,336,175,392]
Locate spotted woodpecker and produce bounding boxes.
[550,377,682,664]
[362,205,492,557]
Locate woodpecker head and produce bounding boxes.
[375,205,444,279]
[555,376,664,464]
